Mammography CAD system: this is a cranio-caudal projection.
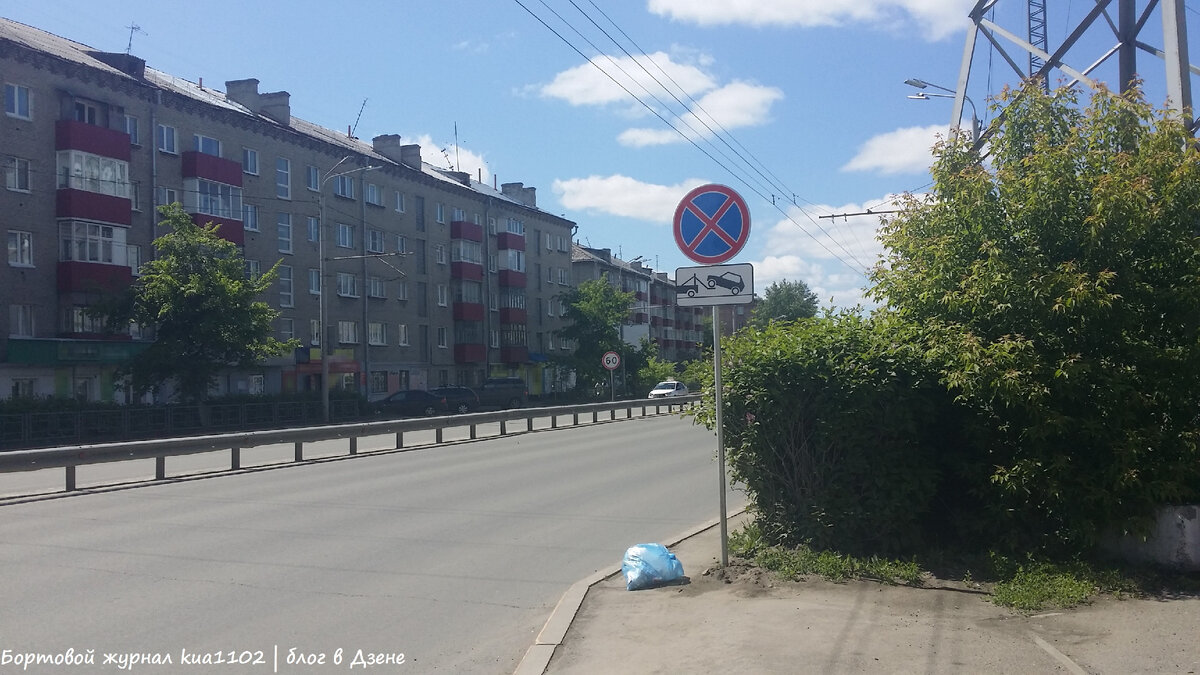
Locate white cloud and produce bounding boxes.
[841,124,944,175]
[618,81,784,147]
[552,174,709,223]
[539,51,716,107]
[647,0,972,41]
[408,133,490,183]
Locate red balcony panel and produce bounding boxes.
[499,307,527,324]
[453,302,485,321]
[450,220,483,241]
[664,319,675,327]
[56,188,131,226]
[498,270,526,288]
[496,232,525,251]
[57,261,134,293]
[190,214,245,245]
[636,291,647,301]
[500,346,528,364]
[634,312,648,323]
[650,316,662,326]
[450,261,483,281]
[55,120,131,161]
[183,151,243,186]
[454,343,486,364]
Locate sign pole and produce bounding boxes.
[610,368,615,402]
[713,306,728,566]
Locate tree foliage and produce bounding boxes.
[871,84,1200,550]
[101,204,298,402]
[750,278,819,327]
[555,277,635,395]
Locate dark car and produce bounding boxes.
[477,377,528,409]
[430,386,479,414]
[706,271,745,294]
[374,389,448,417]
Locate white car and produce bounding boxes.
[647,381,689,398]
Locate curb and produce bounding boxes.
[513,508,747,675]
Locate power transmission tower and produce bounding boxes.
[1027,0,1048,92]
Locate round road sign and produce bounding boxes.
[602,351,621,370]
[673,184,751,265]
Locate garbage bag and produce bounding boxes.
[621,543,684,590]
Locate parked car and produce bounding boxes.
[430,386,479,414]
[374,389,448,417]
[647,380,689,399]
[476,377,528,409]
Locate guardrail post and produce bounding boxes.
[609,409,616,420]
[396,432,403,449]
[500,420,507,435]
[626,406,632,419]
[231,447,240,470]
[470,424,477,440]
[436,427,443,444]
[155,457,165,480]
[349,437,358,455]
[592,410,598,423]
[573,412,579,425]
[551,415,558,429]
[527,416,534,432]
[65,465,76,491]
[641,404,646,417]
[295,441,303,462]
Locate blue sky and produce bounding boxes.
[8,1,1194,309]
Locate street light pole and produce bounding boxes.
[319,157,379,423]
[905,78,980,144]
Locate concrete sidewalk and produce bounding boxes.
[520,512,1200,674]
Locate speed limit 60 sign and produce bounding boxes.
[602,351,621,370]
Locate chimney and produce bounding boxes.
[225,79,261,111]
[259,90,291,125]
[399,144,423,169]
[501,182,537,207]
[90,52,146,79]
[447,171,471,186]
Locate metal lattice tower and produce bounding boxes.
[951,0,1196,139]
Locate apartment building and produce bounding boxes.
[0,18,573,402]
[570,244,703,362]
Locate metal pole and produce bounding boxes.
[319,189,330,423]
[713,305,728,566]
[609,368,614,402]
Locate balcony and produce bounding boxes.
[500,345,528,364]
[190,213,245,246]
[183,151,243,186]
[450,220,483,241]
[498,270,526,288]
[454,343,486,364]
[453,302,485,321]
[57,260,134,294]
[56,189,131,226]
[496,232,525,251]
[499,307,527,324]
[451,261,483,281]
[55,120,131,161]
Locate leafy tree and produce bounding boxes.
[750,279,819,327]
[871,84,1200,551]
[99,203,298,402]
[635,340,679,393]
[555,277,634,397]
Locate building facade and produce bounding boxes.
[0,18,573,402]
[570,245,703,362]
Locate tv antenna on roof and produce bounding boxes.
[350,98,367,138]
[125,23,147,54]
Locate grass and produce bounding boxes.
[726,522,1200,612]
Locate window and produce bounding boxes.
[9,304,33,337]
[309,319,321,346]
[279,317,295,341]
[194,134,221,157]
[276,157,291,199]
[506,218,525,235]
[308,268,321,295]
[57,150,130,198]
[278,265,294,306]
[5,83,31,119]
[489,254,498,273]
[59,222,126,265]
[190,178,242,219]
[370,371,388,394]
[437,284,448,307]
[128,245,141,275]
[74,100,98,125]
[368,322,387,345]
[336,223,354,248]
[548,298,556,317]
[456,281,482,304]
[435,244,447,265]
[63,306,103,334]
[158,186,178,207]
[11,378,34,398]
[435,203,445,223]
[487,217,497,235]
[338,320,359,344]
[451,240,481,265]
[307,216,319,242]
[123,114,139,145]
[245,259,260,279]
[398,323,410,346]
[277,213,292,253]
[243,204,259,231]
[559,268,568,285]
[306,165,319,191]
[396,235,407,253]
[366,229,384,253]
[452,207,466,222]
[249,374,265,396]
[395,192,406,212]
[156,124,177,153]
[437,326,448,348]
[502,249,526,272]
[7,231,32,267]
[545,232,553,251]
[546,265,554,283]
[242,148,259,175]
[336,272,359,297]
[396,281,409,301]
[367,276,386,298]
[366,183,381,206]
[334,175,354,198]
[558,235,568,251]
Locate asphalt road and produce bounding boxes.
[0,414,744,674]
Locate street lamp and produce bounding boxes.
[905,78,980,143]
[319,158,380,423]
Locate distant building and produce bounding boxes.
[0,18,573,402]
[570,245,703,362]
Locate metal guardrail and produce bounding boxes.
[0,396,700,493]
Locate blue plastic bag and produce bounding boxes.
[621,543,684,590]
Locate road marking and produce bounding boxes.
[1031,632,1088,674]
